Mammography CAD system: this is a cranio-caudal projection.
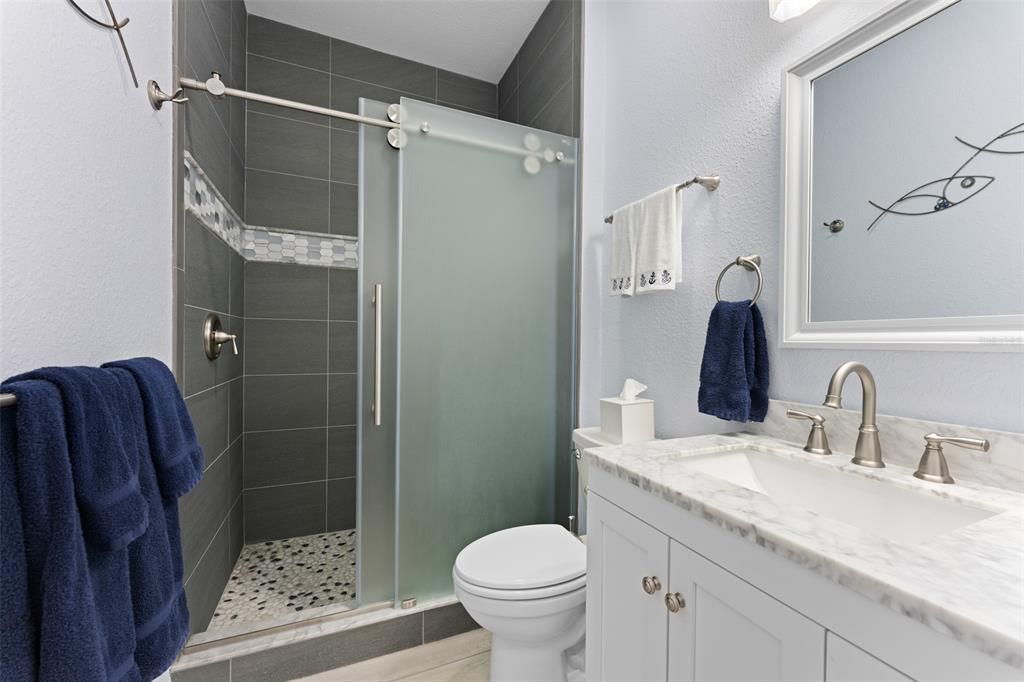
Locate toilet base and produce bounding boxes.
[490,637,570,682]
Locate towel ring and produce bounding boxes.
[715,255,763,307]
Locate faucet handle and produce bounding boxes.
[913,433,990,485]
[786,410,832,455]
[786,409,825,426]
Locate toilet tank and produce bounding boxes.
[571,427,621,538]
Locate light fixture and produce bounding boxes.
[769,0,822,22]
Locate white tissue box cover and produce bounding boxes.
[600,398,655,444]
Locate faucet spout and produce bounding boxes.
[822,362,883,468]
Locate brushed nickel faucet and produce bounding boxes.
[822,362,883,468]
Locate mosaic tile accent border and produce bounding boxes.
[184,152,358,270]
[183,152,243,253]
[243,227,358,269]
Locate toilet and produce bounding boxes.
[453,429,619,682]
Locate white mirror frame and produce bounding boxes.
[779,0,1024,352]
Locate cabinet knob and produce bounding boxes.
[641,576,662,595]
[665,592,686,613]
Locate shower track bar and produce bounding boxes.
[177,75,401,130]
[148,73,400,133]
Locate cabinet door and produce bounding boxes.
[826,633,914,682]
[586,493,670,682]
[668,541,825,682]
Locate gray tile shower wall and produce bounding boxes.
[498,0,582,137]
[244,14,498,236]
[240,17,498,541]
[241,264,360,541]
[176,0,248,634]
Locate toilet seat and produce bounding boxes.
[454,524,586,598]
[454,571,586,601]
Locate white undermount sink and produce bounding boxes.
[681,448,997,544]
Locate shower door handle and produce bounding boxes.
[371,283,383,427]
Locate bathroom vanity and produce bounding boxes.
[583,434,1023,682]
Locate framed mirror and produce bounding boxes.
[780,0,1023,351]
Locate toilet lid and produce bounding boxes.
[454,524,586,590]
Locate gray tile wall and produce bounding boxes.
[241,263,359,542]
[239,16,497,540]
[498,0,582,137]
[244,14,498,237]
[175,0,248,634]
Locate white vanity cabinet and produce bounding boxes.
[586,493,669,681]
[587,492,824,682]
[667,541,824,681]
[825,633,913,682]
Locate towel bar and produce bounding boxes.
[604,175,720,223]
[0,393,16,407]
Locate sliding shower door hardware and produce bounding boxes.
[387,128,407,150]
[400,598,417,609]
[147,73,403,150]
[371,284,383,426]
[147,80,188,109]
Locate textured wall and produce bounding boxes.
[498,0,582,137]
[580,0,1024,435]
[0,0,172,378]
[175,0,248,633]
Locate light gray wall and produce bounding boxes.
[580,0,1024,435]
[0,0,172,378]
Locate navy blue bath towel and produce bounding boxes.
[12,366,150,551]
[1,408,35,682]
[2,359,203,681]
[0,379,131,681]
[104,357,203,499]
[106,366,194,680]
[697,300,769,422]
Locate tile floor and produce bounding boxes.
[298,629,491,682]
[209,530,357,629]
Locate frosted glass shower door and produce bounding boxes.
[395,99,577,601]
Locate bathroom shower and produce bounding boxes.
[171,0,581,645]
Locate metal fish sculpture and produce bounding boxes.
[866,121,1024,232]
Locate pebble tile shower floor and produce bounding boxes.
[209,529,357,629]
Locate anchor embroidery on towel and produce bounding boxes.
[661,270,672,284]
[647,271,657,285]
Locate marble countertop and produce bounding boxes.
[584,433,1024,669]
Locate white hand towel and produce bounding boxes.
[634,186,680,293]
[608,201,641,296]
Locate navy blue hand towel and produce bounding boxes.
[103,357,203,500]
[9,366,149,551]
[106,367,192,680]
[1,379,139,682]
[697,300,770,422]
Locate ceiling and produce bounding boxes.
[244,0,549,83]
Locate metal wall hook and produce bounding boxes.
[147,80,189,110]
